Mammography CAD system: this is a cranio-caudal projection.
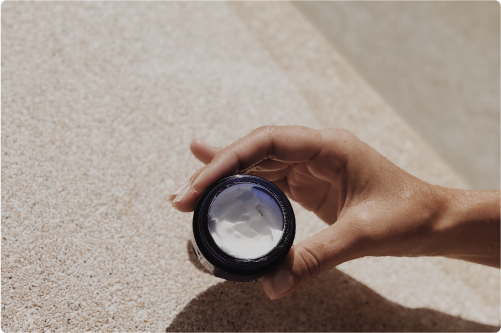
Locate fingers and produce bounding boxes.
[262,216,360,300]
[190,139,220,165]
[190,126,326,195]
[247,159,291,172]
[171,185,201,212]
[269,177,291,197]
[171,126,355,212]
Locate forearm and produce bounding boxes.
[434,188,500,268]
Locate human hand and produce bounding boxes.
[170,126,500,299]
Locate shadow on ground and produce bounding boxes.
[168,241,498,332]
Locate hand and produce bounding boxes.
[170,126,500,300]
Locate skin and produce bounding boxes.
[170,126,500,300]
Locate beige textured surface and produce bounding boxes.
[293,1,500,190]
[2,2,499,332]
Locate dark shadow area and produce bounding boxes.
[170,251,498,332]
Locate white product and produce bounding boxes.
[209,184,284,259]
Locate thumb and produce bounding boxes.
[263,220,360,300]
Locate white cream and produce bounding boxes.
[209,184,284,259]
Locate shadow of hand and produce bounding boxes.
[168,255,497,332]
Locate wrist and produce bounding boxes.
[431,187,500,267]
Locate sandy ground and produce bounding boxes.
[2,2,499,331]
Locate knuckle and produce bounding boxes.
[253,125,276,135]
[325,128,356,144]
[295,245,322,279]
[322,128,360,163]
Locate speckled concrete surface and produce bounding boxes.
[2,2,499,332]
[293,1,500,190]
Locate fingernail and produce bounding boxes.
[170,181,190,203]
[191,168,208,193]
[189,167,205,185]
[263,269,295,300]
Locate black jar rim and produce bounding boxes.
[193,175,295,279]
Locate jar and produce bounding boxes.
[192,175,295,282]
